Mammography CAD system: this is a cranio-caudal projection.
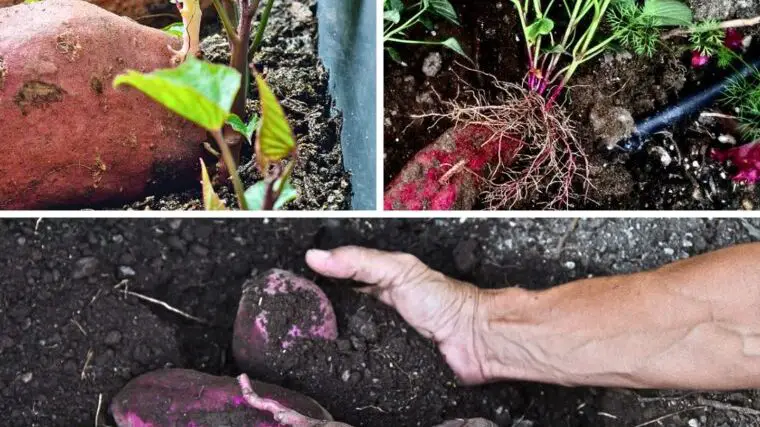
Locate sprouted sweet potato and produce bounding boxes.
[110,369,332,427]
[233,269,338,377]
[384,125,509,211]
[0,0,206,209]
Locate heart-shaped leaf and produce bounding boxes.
[114,56,241,131]
[254,74,296,171]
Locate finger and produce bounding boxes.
[306,246,428,290]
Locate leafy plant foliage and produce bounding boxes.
[383,0,467,62]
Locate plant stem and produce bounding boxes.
[383,5,428,41]
[211,129,248,210]
[211,0,239,44]
[663,15,760,40]
[249,0,274,60]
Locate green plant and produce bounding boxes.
[114,57,298,211]
[512,0,620,106]
[688,19,725,55]
[383,0,467,62]
[167,0,275,168]
[724,71,760,141]
[607,0,693,56]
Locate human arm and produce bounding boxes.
[306,244,760,390]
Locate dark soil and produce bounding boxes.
[125,0,351,210]
[383,0,760,210]
[4,218,760,427]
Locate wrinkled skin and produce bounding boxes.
[0,0,206,209]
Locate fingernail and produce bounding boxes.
[306,249,331,262]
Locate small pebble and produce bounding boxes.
[118,266,136,278]
[663,247,675,256]
[564,261,576,270]
[20,372,33,383]
[688,419,699,427]
[104,330,122,346]
[72,257,99,279]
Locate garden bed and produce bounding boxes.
[3,218,760,426]
[384,0,760,210]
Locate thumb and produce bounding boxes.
[306,246,429,290]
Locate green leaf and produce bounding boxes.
[526,17,555,43]
[429,0,460,25]
[226,113,259,144]
[244,179,298,210]
[386,47,404,64]
[255,74,296,170]
[199,159,227,210]
[162,22,184,38]
[384,0,404,13]
[23,0,43,4]
[441,37,468,58]
[642,0,693,26]
[113,56,241,131]
[384,10,401,24]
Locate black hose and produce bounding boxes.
[619,55,760,151]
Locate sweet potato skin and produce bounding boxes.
[233,269,338,378]
[110,369,332,427]
[384,125,509,211]
[0,0,206,209]
[0,0,180,19]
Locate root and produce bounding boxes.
[415,68,591,210]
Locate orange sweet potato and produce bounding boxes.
[0,0,206,209]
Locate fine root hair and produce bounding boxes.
[415,66,591,210]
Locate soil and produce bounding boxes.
[4,218,760,427]
[383,0,760,210]
[123,0,351,210]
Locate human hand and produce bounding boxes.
[305,246,493,385]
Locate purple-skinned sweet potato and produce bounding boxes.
[233,269,338,377]
[110,369,332,427]
[0,0,207,209]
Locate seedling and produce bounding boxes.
[166,0,275,167]
[607,0,693,57]
[512,0,620,106]
[724,70,760,142]
[383,0,467,62]
[114,57,298,210]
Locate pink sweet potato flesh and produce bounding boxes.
[110,369,332,427]
[384,125,512,211]
[233,269,338,378]
[0,0,207,209]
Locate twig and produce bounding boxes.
[663,16,760,40]
[94,393,103,427]
[556,218,580,254]
[34,218,43,234]
[81,349,94,380]
[114,282,208,324]
[696,398,760,416]
[634,407,706,427]
[70,319,87,336]
[700,112,737,121]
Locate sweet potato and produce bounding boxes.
[0,0,179,19]
[384,125,511,211]
[0,0,206,209]
[110,369,332,427]
[233,269,338,377]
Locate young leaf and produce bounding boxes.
[254,74,296,170]
[386,47,404,64]
[384,10,401,24]
[429,0,460,25]
[244,179,298,210]
[199,159,227,210]
[642,0,693,26]
[441,37,468,58]
[162,22,185,38]
[113,56,241,131]
[526,18,555,43]
[226,114,259,144]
